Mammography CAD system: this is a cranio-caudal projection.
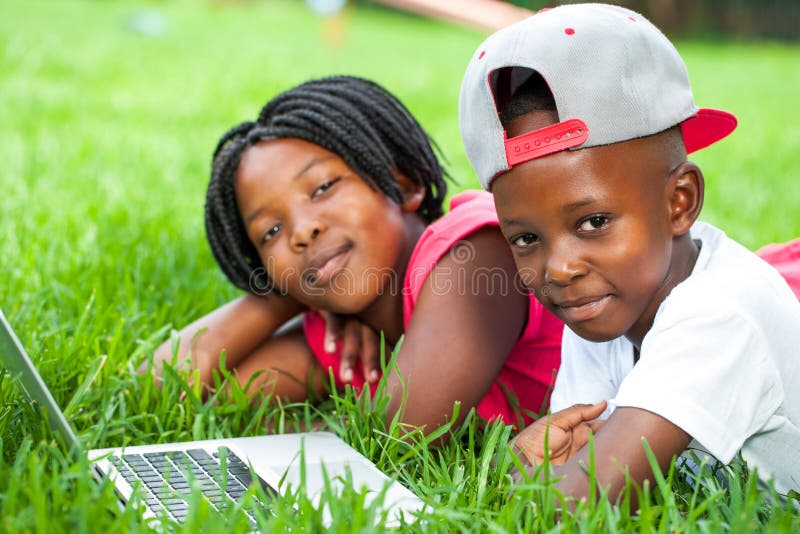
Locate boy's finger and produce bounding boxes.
[551,400,608,429]
[359,325,381,383]
[583,399,607,419]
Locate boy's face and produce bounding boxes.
[492,111,682,344]
[235,138,413,314]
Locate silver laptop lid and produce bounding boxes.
[0,309,80,451]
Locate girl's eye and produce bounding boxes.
[512,233,539,247]
[312,177,341,198]
[261,224,281,245]
[578,215,609,232]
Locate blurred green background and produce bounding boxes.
[1,0,799,360]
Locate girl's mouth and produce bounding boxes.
[305,244,353,286]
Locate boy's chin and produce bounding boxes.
[566,323,624,344]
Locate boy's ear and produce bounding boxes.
[667,162,704,236]
[393,171,426,213]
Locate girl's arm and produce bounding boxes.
[142,293,307,386]
[385,226,530,431]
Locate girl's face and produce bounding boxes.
[235,138,420,314]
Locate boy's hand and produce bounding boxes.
[320,311,385,384]
[513,401,607,466]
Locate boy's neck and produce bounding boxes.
[357,214,428,345]
[625,234,701,350]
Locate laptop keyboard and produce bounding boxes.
[110,447,275,523]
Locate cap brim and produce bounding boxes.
[681,108,738,154]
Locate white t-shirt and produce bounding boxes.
[550,222,800,495]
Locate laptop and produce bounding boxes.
[0,309,423,525]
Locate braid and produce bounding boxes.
[205,131,263,292]
[205,75,448,294]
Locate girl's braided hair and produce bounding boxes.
[205,75,448,294]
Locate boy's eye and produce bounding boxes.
[511,233,539,247]
[312,177,341,198]
[261,224,281,245]
[578,216,609,232]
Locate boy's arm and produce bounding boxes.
[513,401,607,465]
[385,226,531,432]
[141,293,307,385]
[515,406,691,505]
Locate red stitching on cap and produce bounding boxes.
[565,28,575,35]
[505,119,589,167]
[478,50,486,59]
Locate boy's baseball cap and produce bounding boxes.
[459,3,738,190]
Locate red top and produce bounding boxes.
[303,190,563,425]
[757,238,800,300]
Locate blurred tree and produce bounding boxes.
[502,0,799,40]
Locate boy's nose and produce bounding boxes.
[544,245,585,286]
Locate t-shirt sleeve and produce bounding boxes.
[612,297,783,463]
[550,327,624,415]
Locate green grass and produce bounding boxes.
[1,0,799,531]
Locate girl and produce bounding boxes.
[143,76,563,431]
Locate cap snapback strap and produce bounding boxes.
[505,119,589,167]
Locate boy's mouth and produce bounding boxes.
[305,243,353,286]
[553,294,611,323]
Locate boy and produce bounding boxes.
[458,3,800,500]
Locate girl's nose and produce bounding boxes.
[289,219,324,250]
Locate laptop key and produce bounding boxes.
[161,474,188,485]
[226,480,246,491]
[187,449,212,461]
[149,486,171,496]
[203,469,223,480]
[135,472,159,483]
[235,475,254,489]
[148,503,165,516]
[129,464,156,475]
[171,512,189,522]
[170,509,190,520]
[119,470,138,481]
[207,494,228,506]
[166,451,189,462]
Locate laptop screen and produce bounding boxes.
[0,309,80,451]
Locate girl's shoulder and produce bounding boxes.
[403,190,511,319]
[437,189,498,233]
[412,190,499,262]
[405,190,500,284]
